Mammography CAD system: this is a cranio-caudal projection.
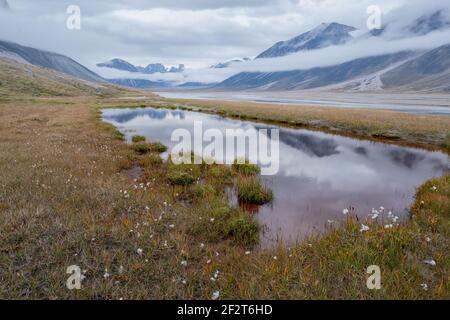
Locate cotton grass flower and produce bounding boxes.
[420,283,428,291]
[180,260,187,267]
[423,259,436,266]
[212,291,220,300]
[137,248,143,255]
[360,224,370,232]
[342,208,349,215]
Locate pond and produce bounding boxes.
[102,107,449,246]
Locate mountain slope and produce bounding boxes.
[216,51,416,90]
[381,44,450,92]
[256,23,357,59]
[408,10,450,35]
[108,78,173,89]
[0,57,130,98]
[0,40,105,83]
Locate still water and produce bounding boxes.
[103,107,449,246]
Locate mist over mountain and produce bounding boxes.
[211,58,252,69]
[256,22,357,59]
[215,51,417,90]
[211,7,450,92]
[408,10,450,35]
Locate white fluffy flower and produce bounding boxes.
[423,259,436,266]
[212,291,220,300]
[360,224,370,232]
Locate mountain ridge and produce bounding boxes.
[97,58,184,74]
[0,39,105,83]
[256,22,357,59]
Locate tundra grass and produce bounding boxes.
[0,96,448,300]
[237,177,273,205]
[232,159,261,175]
[131,142,168,154]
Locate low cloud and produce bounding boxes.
[1,0,449,85]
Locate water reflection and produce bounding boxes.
[102,107,449,246]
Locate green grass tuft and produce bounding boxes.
[167,172,195,186]
[226,214,260,246]
[131,142,168,154]
[139,153,163,167]
[232,159,261,175]
[131,135,146,143]
[149,142,168,153]
[237,177,273,205]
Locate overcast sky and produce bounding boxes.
[0,0,449,83]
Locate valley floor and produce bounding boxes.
[156,90,450,116]
[0,96,448,299]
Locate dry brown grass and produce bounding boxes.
[0,95,448,299]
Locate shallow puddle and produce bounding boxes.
[103,107,449,246]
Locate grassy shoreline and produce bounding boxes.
[0,95,448,299]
